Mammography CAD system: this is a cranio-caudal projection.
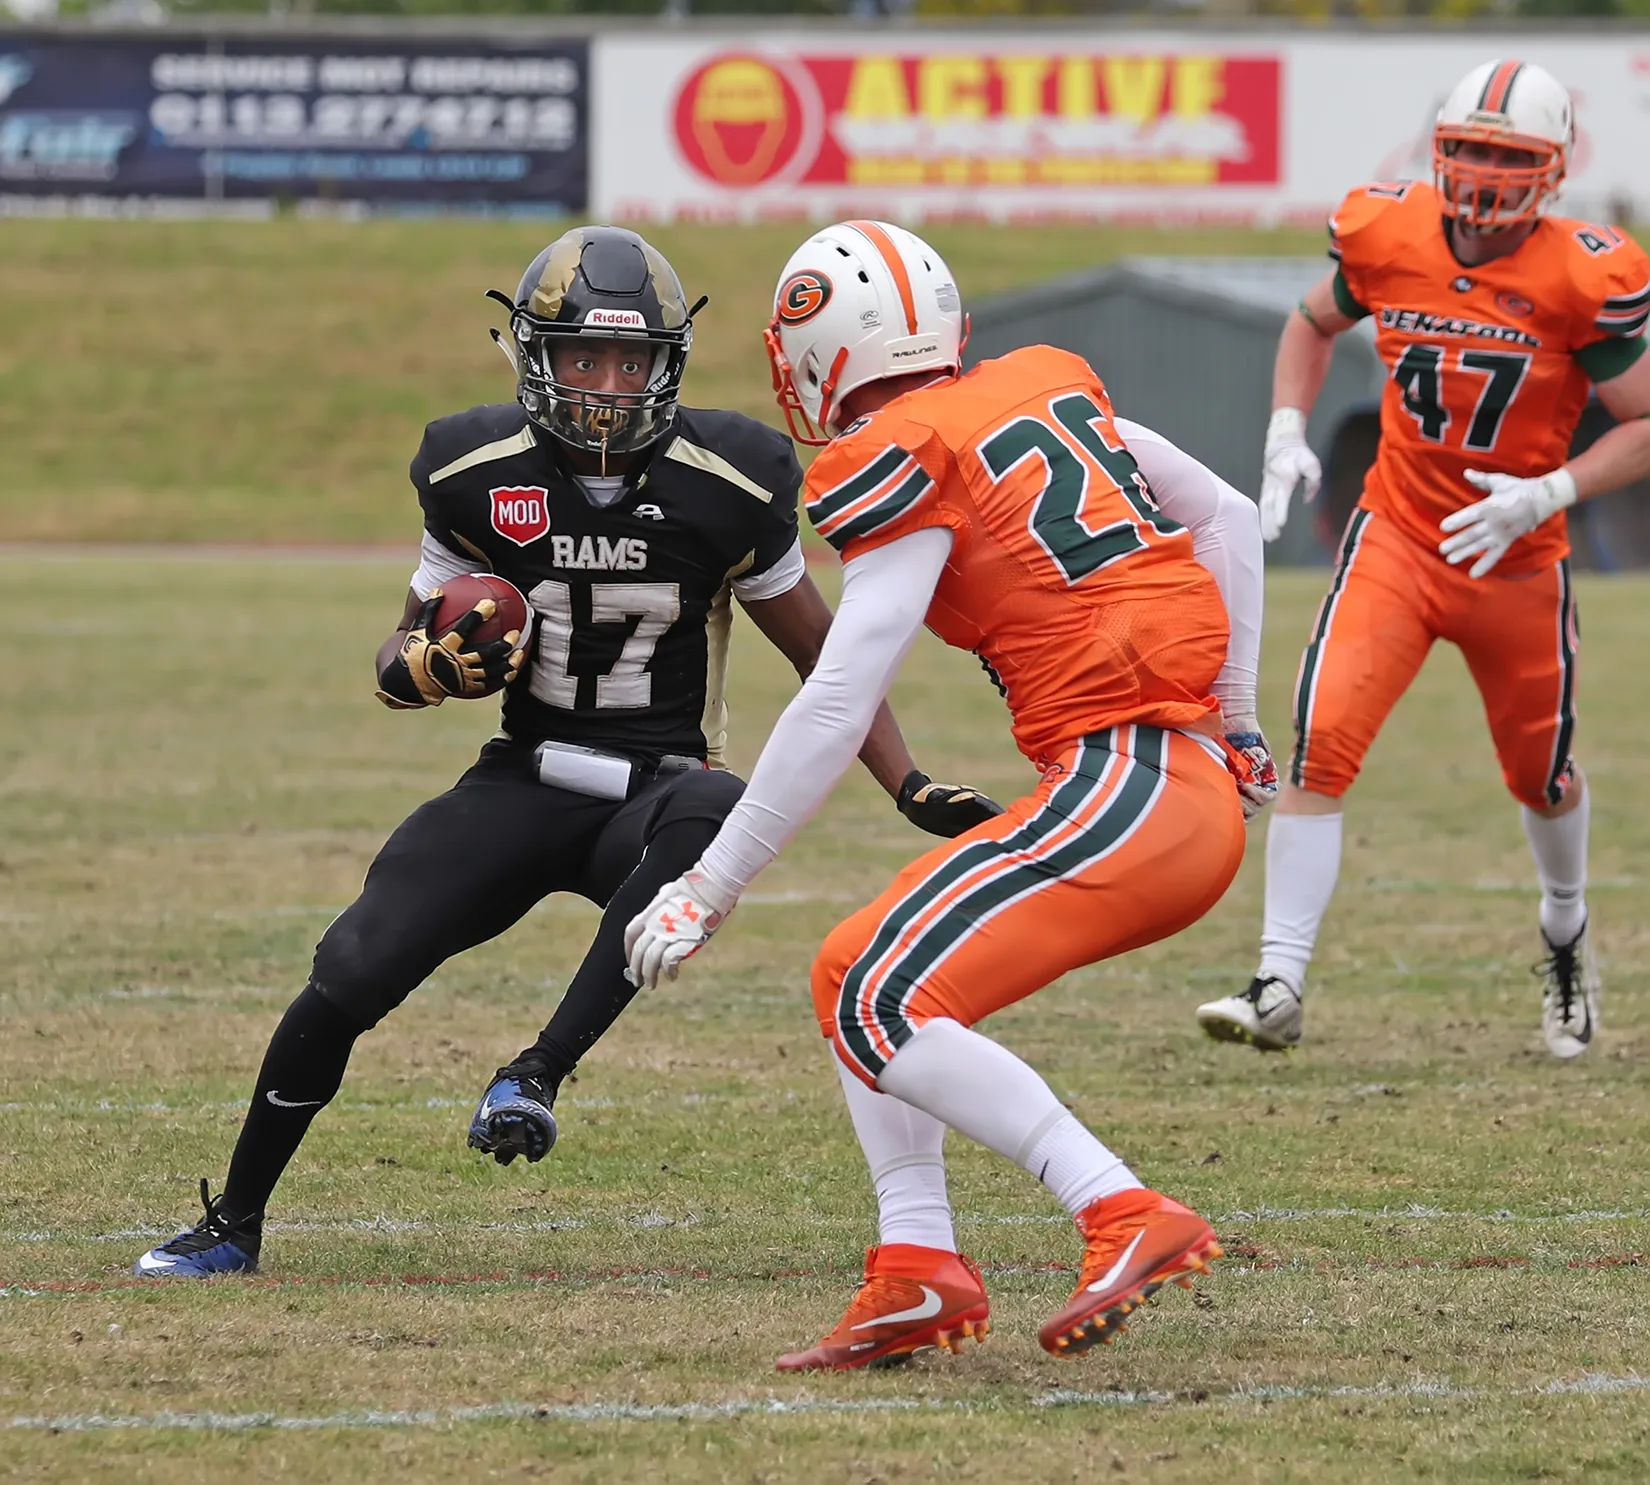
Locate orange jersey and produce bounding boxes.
[1330,180,1650,576]
[803,346,1229,767]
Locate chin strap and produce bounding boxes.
[488,326,520,374]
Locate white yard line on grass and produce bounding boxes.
[7,1202,1649,1247]
[7,1374,1648,1433]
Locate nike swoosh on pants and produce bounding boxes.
[265,1091,324,1109]
[849,1284,943,1330]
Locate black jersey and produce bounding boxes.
[411,403,802,766]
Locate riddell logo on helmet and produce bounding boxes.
[777,270,833,326]
[584,308,648,328]
[490,486,551,547]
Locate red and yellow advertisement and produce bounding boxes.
[671,49,1280,193]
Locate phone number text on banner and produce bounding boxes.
[0,34,588,208]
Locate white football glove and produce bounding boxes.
[1437,467,1577,579]
[1258,407,1323,544]
[624,866,739,990]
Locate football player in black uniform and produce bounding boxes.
[134,226,1000,1277]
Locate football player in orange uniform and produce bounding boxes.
[625,220,1274,1369]
[1196,59,1650,1061]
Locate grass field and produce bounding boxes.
[5,553,1650,1482]
[0,220,1323,544]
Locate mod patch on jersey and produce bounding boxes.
[778,270,833,326]
[490,486,551,547]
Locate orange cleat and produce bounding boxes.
[776,1244,991,1372]
[1039,1187,1221,1357]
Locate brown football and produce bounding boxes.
[430,573,530,646]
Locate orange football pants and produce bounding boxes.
[1290,508,1579,810]
[813,724,1246,1087]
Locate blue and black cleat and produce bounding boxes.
[468,1058,559,1166]
[133,1179,261,1277]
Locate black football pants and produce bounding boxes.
[312,739,745,1044]
[220,741,743,1219]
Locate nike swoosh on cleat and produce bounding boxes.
[265,1091,324,1109]
[849,1285,943,1330]
[1085,1230,1146,1294]
[135,1253,179,1272]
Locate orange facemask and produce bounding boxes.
[765,322,847,448]
[1432,126,1566,230]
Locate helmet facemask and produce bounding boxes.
[492,227,700,473]
[513,313,689,471]
[1433,126,1566,231]
[764,323,847,448]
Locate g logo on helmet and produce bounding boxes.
[777,270,832,327]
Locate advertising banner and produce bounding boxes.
[0,32,588,209]
[593,33,1650,227]
[601,36,1283,223]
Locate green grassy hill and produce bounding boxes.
[2,220,1320,543]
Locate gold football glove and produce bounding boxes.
[376,593,526,709]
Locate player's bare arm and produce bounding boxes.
[1276,270,1360,411]
[1564,349,1650,499]
[1257,271,1358,542]
[739,569,953,809]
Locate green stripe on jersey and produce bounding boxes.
[821,466,935,551]
[1331,268,1371,322]
[1575,335,1646,382]
[806,446,910,528]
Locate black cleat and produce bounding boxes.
[133,1180,262,1278]
[468,1057,559,1165]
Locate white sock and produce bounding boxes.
[1257,810,1344,993]
[1023,1112,1142,1215]
[1522,781,1589,945]
[834,1052,955,1252]
[875,1018,1140,1219]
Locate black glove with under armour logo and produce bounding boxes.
[897,770,1005,839]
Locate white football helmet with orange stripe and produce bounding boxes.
[1433,59,1572,230]
[766,220,965,446]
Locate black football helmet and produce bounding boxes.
[488,226,700,464]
